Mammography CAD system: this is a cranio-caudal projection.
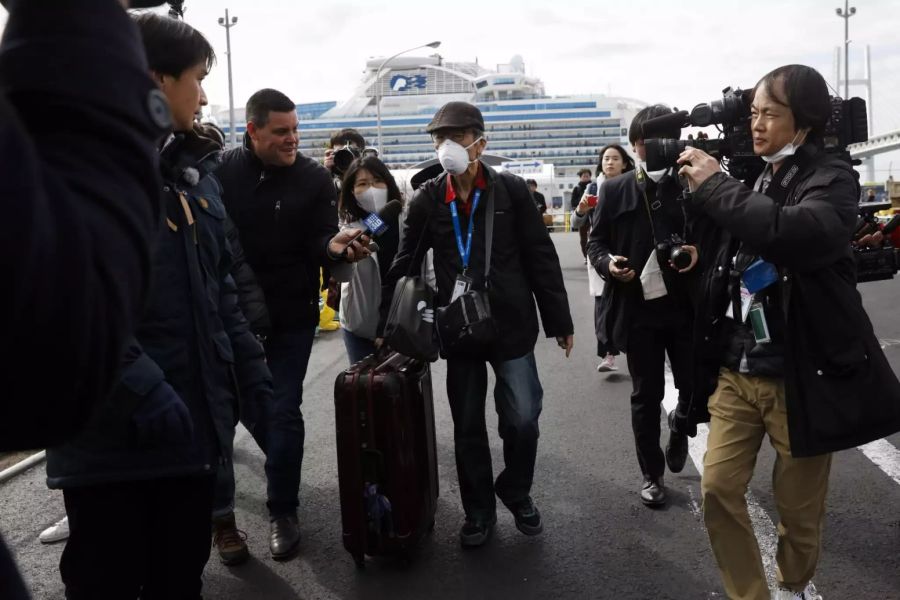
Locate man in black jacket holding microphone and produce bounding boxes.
[217,88,371,560]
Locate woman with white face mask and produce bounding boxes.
[337,157,405,363]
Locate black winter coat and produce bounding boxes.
[223,213,271,337]
[1,1,169,596]
[587,169,694,352]
[217,136,339,331]
[0,0,167,452]
[46,134,272,487]
[379,164,574,361]
[571,180,589,211]
[686,146,900,456]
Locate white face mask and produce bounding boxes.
[638,160,668,183]
[436,137,482,175]
[761,129,806,164]
[356,186,388,214]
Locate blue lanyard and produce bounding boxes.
[449,189,482,271]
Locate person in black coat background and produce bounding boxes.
[0,1,170,598]
[571,168,592,262]
[587,105,699,507]
[378,102,574,549]
[677,64,900,600]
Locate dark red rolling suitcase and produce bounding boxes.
[334,352,439,567]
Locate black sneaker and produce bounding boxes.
[459,516,496,548]
[665,410,689,474]
[508,497,543,536]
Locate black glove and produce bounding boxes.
[131,381,194,447]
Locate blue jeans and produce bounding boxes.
[261,327,316,517]
[342,328,377,365]
[213,385,273,518]
[446,352,543,522]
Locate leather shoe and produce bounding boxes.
[665,411,689,474]
[640,477,666,507]
[269,514,300,560]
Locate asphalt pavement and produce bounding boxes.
[2,232,899,599]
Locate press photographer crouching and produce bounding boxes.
[677,64,900,600]
[586,105,699,508]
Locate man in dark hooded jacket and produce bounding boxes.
[0,1,171,598]
[677,64,900,600]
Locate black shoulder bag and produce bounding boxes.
[383,210,439,362]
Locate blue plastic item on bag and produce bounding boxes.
[742,258,778,294]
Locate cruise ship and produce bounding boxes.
[216,55,646,208]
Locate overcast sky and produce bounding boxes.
[2,0,900,180]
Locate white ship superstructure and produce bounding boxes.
[217,55,647,206]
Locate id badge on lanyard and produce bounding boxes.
[449,189,482,302]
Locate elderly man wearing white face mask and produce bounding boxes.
[377,101,574,548]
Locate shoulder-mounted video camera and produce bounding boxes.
[641,87,869,183]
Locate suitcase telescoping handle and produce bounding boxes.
[374,348,408,372]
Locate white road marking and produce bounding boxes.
[664,363,900,594]
[878,338,900,350]
[662,373,779,591]
[858,439,900,486]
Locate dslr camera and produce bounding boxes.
[658,234,692,270]
[642,87,868,182]
[332,143,362,174]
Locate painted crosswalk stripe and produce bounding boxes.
[663,373,780,591]
[858,439,900,486]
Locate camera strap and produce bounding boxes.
[728,145,814,321]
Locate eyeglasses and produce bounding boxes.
[431,130,471,145]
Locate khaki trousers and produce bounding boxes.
[701,369,832,600]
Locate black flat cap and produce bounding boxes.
[426,101,485,133]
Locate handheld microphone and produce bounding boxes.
[340,199,403,258]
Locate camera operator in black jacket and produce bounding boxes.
[587,105,699,508]
[677,64,900,600]
[0,0,171,598]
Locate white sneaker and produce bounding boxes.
[39,516,69,544]
[597,355,618,372]
[774,582,822,600]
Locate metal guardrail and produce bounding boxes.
[849,130,900,159]
[0,451,46,484]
